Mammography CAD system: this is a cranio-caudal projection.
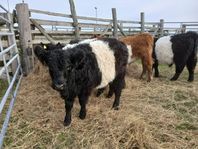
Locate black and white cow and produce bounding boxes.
[34,38,128,126]
[153,31,198,81]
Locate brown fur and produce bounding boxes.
[120,33,154,82]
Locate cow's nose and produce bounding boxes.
[54,83,64,90]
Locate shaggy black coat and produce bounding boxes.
[153,31,198,81]
[34,38,128,126]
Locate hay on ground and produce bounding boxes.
[4,62,198,149]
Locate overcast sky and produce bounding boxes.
[1,0,198,22]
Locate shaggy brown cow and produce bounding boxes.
[119,33,154,82]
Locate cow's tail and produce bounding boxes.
[193,34,198,57]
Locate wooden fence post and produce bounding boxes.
[159,19,164,37]
[69,0,80,40]
[181,24,186,33]
[140,12,145,33]
[112,8,118,39]
[16,3,33,75]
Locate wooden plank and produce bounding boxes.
[30,9,71,18]
[30,19,72,26]
[29,8,112,22]
[69,0,80,39]
[77,16,111,22]
[182,24,198,26]
[16,3,32,75]
[117,24,126,36]
[159,19,164,37]
[117,20,140,24]
[99,23,112,37]
[29,8,141,24]
[79,23,110,28]
[140,12,145,32]
[30,19,56,44]
[30,19,110,28]
[112,8,118,39]
[32,30,112,35]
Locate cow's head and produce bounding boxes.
[34,46,86,92]
[34,45,69,91]
[40,42,65,51]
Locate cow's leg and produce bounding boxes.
[106,78,126,98]
[112,72,125,110]
[64,98,74,126]
[170,63,185,81]
[78,91,90,119]
[145,55,153,82]
[140,58,146,79]
[96,87,106,97]
[153,59,159,77]
[106,82,114,98]
[186,56,197,82]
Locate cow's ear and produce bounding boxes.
[34,45,48,65]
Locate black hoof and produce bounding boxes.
[79,111,86,120]
[113,106,119,110]
[64,120,71,126]
[170,77,178,81]
[188,79,194,82]
[64,117,71,126]
[170,78,176,81]
[106,93,113,98]
[96,91,103,97]
[154,74,159,78]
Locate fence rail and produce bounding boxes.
[28,8,198,43]
[0,5,23,148]
[3,1,197,76]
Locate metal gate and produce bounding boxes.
[0,5,23,148]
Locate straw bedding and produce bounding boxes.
[4,62,198,149]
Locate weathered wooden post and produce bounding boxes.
[140,12,145,33]
[112,8,118,39]
[69,0,80,40]
[181,24,186,33]
[16,3,33,76]
[159,19,164,37]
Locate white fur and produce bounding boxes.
[62,38,97,50]
[89,40,116,89]
[155,36,174,65]
[127,45,133,63]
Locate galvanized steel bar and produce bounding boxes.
[0,54,18,78]
[0,16,11,24]
[0,5,8,13]
[0,64,20,115]
[0,39,11,84]
[0,74,23,148]
[0,32,14,36]
[0,43,16,57]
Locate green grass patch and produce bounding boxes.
[0,79,8,99]
[176,122,197,130]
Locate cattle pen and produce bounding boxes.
[0,0,198,148]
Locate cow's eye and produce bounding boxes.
[66,66,71,71]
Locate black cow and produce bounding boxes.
[34,38,128,126]
[153,31,198,81]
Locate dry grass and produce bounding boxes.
[3,62,198,149]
